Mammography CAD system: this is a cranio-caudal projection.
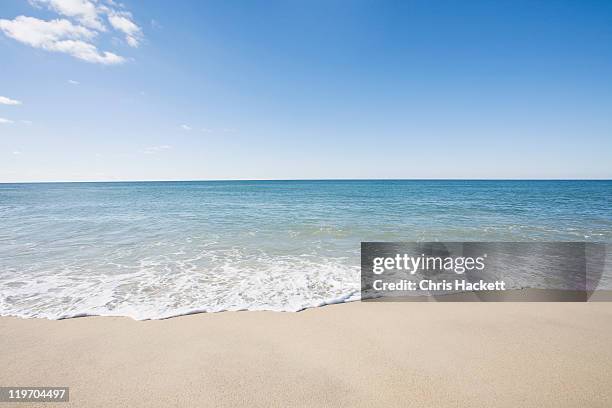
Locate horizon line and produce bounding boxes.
[1,177,611,184]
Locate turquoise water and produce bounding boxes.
[1,180,611,319]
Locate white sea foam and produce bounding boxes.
[0,251,361,320]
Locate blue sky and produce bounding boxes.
[1,0,611,182]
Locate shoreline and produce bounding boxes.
[3,289,612,322]
[2,300,612,407]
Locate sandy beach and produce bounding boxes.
[2,300,612,407]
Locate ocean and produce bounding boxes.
[1,180,611,319]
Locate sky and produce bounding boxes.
[1,0,611,182]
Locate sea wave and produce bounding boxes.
[0,254,361,320]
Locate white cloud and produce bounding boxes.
[0,15,95,45]
[31,0,106,31]
[0,16,124,64]
[107,11,142,47]
[180,124,192,131]
[0,118,14,124]
[53,38,124,64]
[32,0,144,47]
[13,151,22,155]
[143,145,171,154]
[2,0,143,64]
[68,79,80,84]
[0,96,22,105]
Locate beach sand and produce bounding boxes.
[1,300,612,407]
